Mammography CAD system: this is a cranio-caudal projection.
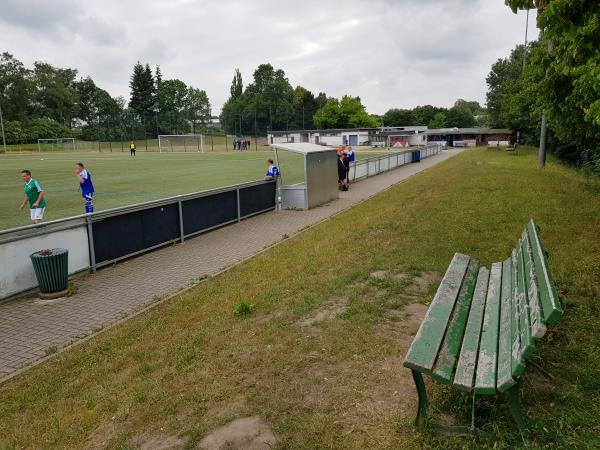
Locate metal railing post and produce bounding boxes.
[86,216,97,273]
[178,200,185,243]
[236,188,241,222]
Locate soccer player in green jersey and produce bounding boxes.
[19,169,46,224]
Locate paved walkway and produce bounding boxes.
[0,149,464,382]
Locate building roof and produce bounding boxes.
[270,142,335,154]
[269,128,378,135]
[425,127,512,135]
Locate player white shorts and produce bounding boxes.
[30,207,45,221]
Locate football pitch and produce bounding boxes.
[0,150,382,230]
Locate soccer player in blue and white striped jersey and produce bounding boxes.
[265,158,280,180]
[75,163,95,214]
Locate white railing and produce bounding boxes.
[349,143,442,182]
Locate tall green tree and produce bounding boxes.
[128,62,155,118]
[184,87,211,133]
[0,52,32,122]
[31,62,79,126]
[428,112,447,129]
[382,108,415,126]
[291,86,318,129]
[156,79,189,134]
[220,63,294,135]
[313,96,381,129]
[230,68,243,99]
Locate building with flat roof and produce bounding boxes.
[267,126,429,148]
[426,127,513,147]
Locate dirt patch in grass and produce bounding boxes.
[131,434,188,450]
[407,271,441,293]
[296,297,348,327]
[198,416,277,450]
[203,395,247,422]
[370,270,409,281]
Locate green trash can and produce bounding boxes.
[30,248,69,298]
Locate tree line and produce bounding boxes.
[219,63,381,135]
[0,53,212,144]
[490,0,599,171]
[219,63,489,135]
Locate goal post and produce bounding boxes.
[158,135,204,153]
[37,138,76,152]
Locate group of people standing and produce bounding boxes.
[337,146,355,191]
[19,163,95,224]
[233,139,251,151]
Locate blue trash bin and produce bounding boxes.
[413,149,421,162]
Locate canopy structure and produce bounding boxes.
[271,142,339,210]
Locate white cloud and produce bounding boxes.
[1,0,538,115]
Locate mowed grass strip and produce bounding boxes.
[0,147,598,449]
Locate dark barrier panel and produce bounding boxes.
[93,203,179,264]
[239,182,276,218]
[183,190,237,236]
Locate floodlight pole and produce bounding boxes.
[0,100,7,153]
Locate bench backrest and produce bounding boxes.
[403,219,562,394]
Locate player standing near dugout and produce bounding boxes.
[130,141,136,156]
[75,163,95,214]
[345,146,355,183]
[264,158,280,180]
[19,170,46,224]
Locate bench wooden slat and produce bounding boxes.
[404,253,471,373]
[474,262,502,394]
[527,220,562,324]
[516,238,536,365]
[452,267,489,392]
[497,257,516,392]
[522,232,547,338]
[431,258,480,384]
[511,249,527,377]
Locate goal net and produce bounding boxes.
[158,135,204,153]
[37,138,76,152]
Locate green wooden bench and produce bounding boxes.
[403,219,562,434]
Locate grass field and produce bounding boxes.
[1,147,598,449]
[0,150,383,230]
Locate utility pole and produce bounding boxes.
[522,8,530,72]
[0,100,6,153]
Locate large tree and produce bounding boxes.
[128,62,155,118]
[31,62,79,126]
[504,0,599,169]
[220,64,294,135]
[291,86,319,129]
[382,108,415,126]
[313,96,381,129]
[0,52,32,122]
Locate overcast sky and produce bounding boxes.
[2,0,537,115]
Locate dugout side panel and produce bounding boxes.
[182,191,237,236]
[92,203,179,264]
[239,182,276,218]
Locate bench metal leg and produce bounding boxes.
[411,370,428,425]
[505,382,530,434]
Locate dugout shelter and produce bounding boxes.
[271,142,339,210]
